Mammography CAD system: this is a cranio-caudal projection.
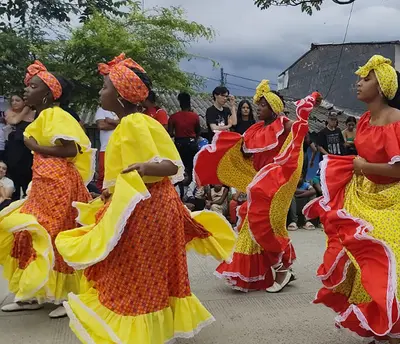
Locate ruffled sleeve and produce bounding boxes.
[243,116,289,153]
[24,106,95,185]
[383,121,400,165]
[103,113,184,190]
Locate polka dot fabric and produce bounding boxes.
[84,178,210,316]
[16,154,91,274]
[307,112,400,340]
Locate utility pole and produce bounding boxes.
[142,0,145,12]
[220,68,225,86]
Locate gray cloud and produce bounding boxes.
[145,0,400,95]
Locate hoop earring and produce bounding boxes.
[117,98,125,108]
[42,97,48,105]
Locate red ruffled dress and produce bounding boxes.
[194,95,317,291]
[304,112,400,340]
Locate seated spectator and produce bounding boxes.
[287,174,316,231]
[311,170,322,196]
[142,90,169,129]
[229,188,247,225]
[184,180,207,211]
[206,184,229,215]
[0,161,14,210]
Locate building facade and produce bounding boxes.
[278,41,400,114]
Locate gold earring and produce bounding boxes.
[117,98,125,108]
[42,97,48,105]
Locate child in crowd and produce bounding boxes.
[206,184,229,215]
[287,174,316,231]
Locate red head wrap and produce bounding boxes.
[24,61,62,100]
[98,53,149,104]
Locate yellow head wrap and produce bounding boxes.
[253,80,284,114]
[356,55,398,100]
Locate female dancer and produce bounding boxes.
[194,80,320,292]
[0,61,94,318]
[304,55,400,343]
[55,54,235,344]
[233,99,256,134]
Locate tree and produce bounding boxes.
[253,0,355,15]
[10,3,214,108]
[0,0,128,31]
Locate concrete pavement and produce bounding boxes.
[0,229,362,344]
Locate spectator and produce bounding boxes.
[95,107,119,190]
[342,116,357,155]
[206,184,229,215]
[5,94,35,126]
[4,95,35,200]
[0,161,14,210]
[184,180,207,211]
[229,188,247,225]
[142,90,169,129]
[287,174,316,231]
[317,111,345,159]
[233,100,255,134]
[4,94,35,151]
[303,132,318,177]
[169,92,200,184]
[206,86,237,141]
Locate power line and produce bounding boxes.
[225,73,277,86]
[184,71,255,91]
[324,1,354,98]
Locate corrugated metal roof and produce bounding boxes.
[279,41,400,76]
[81,91,351,133]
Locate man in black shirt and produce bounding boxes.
[317,111,344,160]
[206,86,237,140]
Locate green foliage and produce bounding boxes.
[51,4,214,106]
[0,2,214,110]
[253,0,356,15]
[0,0,128,31]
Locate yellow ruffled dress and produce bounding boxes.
[0,106,95,304]
[55,113,236,344]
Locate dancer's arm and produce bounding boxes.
[122,160,178,177]
[24,137,78,157]
[354,157,400,178]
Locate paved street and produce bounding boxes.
[0,229,362,344]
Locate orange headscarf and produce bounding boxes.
[98,53,149,104]
[24,61,62,100]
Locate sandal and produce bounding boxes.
[287,222,298,231]
[266,264,293,293]
[303,221,315,230]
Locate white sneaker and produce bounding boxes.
[1,302,43,312]
[266,271,293,293]
[48,305,67,319]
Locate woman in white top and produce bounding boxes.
[0,161,14,210]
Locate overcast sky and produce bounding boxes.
[144,0,400,95]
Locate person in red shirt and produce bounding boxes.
[142,90,168,129]
[169,92,200,185]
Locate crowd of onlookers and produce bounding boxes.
[0,86,358,230]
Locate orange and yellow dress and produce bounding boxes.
[194,95,318,291]
[55,113,236,344]
[304,112,400,341]
[0,106,95,304]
